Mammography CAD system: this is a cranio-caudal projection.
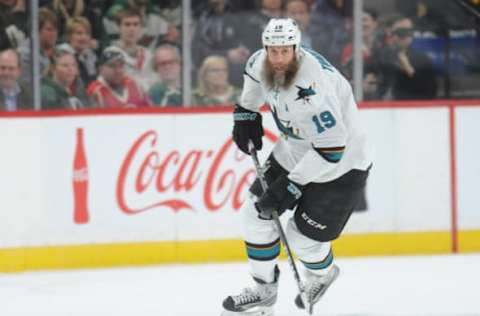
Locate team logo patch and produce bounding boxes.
[295,85,316,103]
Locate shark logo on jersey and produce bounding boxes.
[295,85,316,103]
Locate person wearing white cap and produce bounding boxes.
[222,18,372,315]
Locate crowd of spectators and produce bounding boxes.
[0,0,479,111]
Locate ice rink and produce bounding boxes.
[1,254,479,316]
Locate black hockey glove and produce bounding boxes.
[255,175,304,220]
[232,104,263,155]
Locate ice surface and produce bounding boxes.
[1,254,479,316]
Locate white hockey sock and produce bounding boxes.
[242,195,280,283]
[286,219,333,276]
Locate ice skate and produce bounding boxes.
[295,264,340,314]
[221,267,279,316]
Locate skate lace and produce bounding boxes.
[307,278,325,302]
[232,288,261,306]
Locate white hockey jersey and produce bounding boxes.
[240,47,372,185]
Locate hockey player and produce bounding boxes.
[222,18,372,315]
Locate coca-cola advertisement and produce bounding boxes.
[59,113,278,243]
[115,129,278,216]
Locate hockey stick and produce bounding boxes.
[248,142,310,314]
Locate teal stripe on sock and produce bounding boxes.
[246,243,280,260]
[302,250,334,270]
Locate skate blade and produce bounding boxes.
[221,306,274,316]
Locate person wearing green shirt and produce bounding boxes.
[41,44,93,110]
[148,43,182,107]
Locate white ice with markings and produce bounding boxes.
[1,254,479,316]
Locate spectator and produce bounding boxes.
[103,0,169,49]
[309,0,352,67]
[362,14,402,100]
[370,14,403,54]
[0,0,28,48]
[155,0,181,26]
[146,0,182,48]
[48,0,103,42]
[243,0,283,53]
[152,0,182,47]
[38,8,60,70]
[362,71,380,100]
[18,8,59,82]
[192,0,249,87]
[0,49,32,111]
[49,0,85,37]
[65,17,98,86]
[340,8,378,79]
[375,16,437,100]
[41,44,92,110]
[192,55,240,107]
[87,46,151,108]
[87,0,113,43]
[285,0,321,50]
[149,44,182,107]
[111,9,156,90]
[0,22,11,51]
[158,20,182,48]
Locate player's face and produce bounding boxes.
[266,46,295,73]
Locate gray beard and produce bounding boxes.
[273,73,285,89]
[262,56,299,90]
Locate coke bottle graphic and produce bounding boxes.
[73,128,90,224]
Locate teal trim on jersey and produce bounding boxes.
[301,249,334,270]
[319,151,344,163]
[303,47,335,73]
[271,107,303,140]
[246,243,281,260]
